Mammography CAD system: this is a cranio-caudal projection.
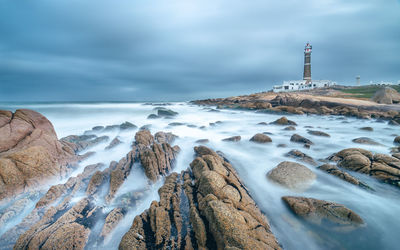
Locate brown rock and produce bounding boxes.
[371,87,400,104]
[100,208,125,239]
[282,196,364,231]
[105,137,122,150]
[249,133,272,143]
[318,164,371,189]
[352,137,382,146]
[285,150,317,166]
[307,130,330,137]
[290,134,314,145]
[270,116,297,126]
[360,127,373,131]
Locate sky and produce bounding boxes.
[0,0,399,102]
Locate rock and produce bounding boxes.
[222,135,241,142]
[147,114,159,119]
[104,125,120,131]
[284,126,296,131]
[15,198,98,249]
[307,130,330,137]
[270,116,297,126]
[157,108,178,117]
[120,147,280,250]
[330,148,400,187]
[371,87,400,104]
[257,122,268,125]
[277,144,287,148]
[318,164,371,189]
[285,150,317,166]
[100,208,126,239]
[105,137,122,150]
[282,196,364,231]
[249,133,272,143]
[360,127,373,131]
[195,139,209,144]
[290,134,314,145]
[267,161,316,191]
[168,122,185,126]
[61,134,109,152]
[394,136,400,145]
[0,109,78,202]
[352,137,381,146]
[119,121,137,130]
[154,132,178,144]
[92,125,104,131]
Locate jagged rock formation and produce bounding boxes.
[318,164,371,189]
[328,148,400,187]
[120,146,281,250]
[0,109,80,202]
[282,196,364,232]
[2,130,180,249]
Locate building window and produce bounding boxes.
[284,86,289,90]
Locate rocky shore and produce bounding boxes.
[1,104,400,249]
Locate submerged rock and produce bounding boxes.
[360,127,373,131]
[290,134,314,145]
[147,114,159,119]
[352,137,382,146]
[157,108,178,117]
[119,121,137,130]
[282,196,364,231]
[249,133,272,143]
[394,136,400,145]
[307,130,330,137]
[270,116,297,126]
[222,135,241,142]
[195,139,209,144]
[120,146,281,250]
[267,161,316,191]
[284,126,296,131]
[105,137,122,150]
[285,150,317,166]
[318,164,371,189]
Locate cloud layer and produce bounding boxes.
[0,0,399,101]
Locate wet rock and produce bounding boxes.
[222,135,241,142]
[105,137,122,150]
[104,125,120,131]
[139,124,152,130]
[394,136,400,145]
[186,124,197,128]
[277,144,287,148]
[120,147,281,250]
[157,108,178,117]
[290,134,314,145]
[168,122,185,126]
[318,164,371,189]
[282,196,364,231]
[267,161,316,191]
[270,116,297,126]
[61,134,109,152]
[352,137,382,146]
[100,208,126,239]
[120,121,137,130]
[360,127,373,131]
[249,133,272,143]
[258,122,268,125]
[195,139,209,144]
[147,114,159,119]
[15,198,98,249]
[284,126,296,131]
[285,150,317,166]
[307,130,330,137]
[92,125,104,131]
[0,109,78,202]
[330,148,400,187]
[154,131,178,144]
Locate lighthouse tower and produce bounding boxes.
[303,42,312,82]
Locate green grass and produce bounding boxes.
[339,85,400,99]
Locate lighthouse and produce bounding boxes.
[303,42,312,82]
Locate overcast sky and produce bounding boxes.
[0,0,399,102]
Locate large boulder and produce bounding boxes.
[267,161,316,191]
[282,196,364,231]
[0,109,78,202]
[371,87,400,104]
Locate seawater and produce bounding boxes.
[0,102,399,250]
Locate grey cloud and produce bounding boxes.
[0,0,399,101]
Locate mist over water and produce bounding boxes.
[0,102,399,249]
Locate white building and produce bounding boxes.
[273,80,336,93]
[272,42,336,93]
